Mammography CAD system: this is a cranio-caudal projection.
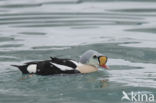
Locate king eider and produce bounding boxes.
[11,50,109,75]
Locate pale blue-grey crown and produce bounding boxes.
[79,50,103,64]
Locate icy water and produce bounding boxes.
[0,0,156,103]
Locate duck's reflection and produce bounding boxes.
[99,79,109,88]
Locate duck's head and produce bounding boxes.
[88,55,109,69]
[79,50,109,69]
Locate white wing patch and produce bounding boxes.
[70,60,83,66]
[70,60,79,66]
[50,62,74,71]
[27,64,37,73]
[70,60,83,71]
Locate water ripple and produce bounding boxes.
[0,0,156,103]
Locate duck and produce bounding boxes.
[11,50,109,75]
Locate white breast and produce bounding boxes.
[50,62,74,71]
[27,64,37,73]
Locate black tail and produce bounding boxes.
[11,65,21,68]
[11,65,28,74]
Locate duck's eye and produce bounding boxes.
[93,55,97,58]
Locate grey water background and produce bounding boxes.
[0,0,156,103]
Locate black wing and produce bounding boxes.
[50,57,77,69]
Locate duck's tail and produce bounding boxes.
[11,65,28,74]
[11,65,20,68]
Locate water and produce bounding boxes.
[0,0,156,103]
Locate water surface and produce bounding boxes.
[0,0,156,103]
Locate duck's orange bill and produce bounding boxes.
[101,64,109,69]
[99,56,109,69]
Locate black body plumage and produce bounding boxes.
[11,57,80,75]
